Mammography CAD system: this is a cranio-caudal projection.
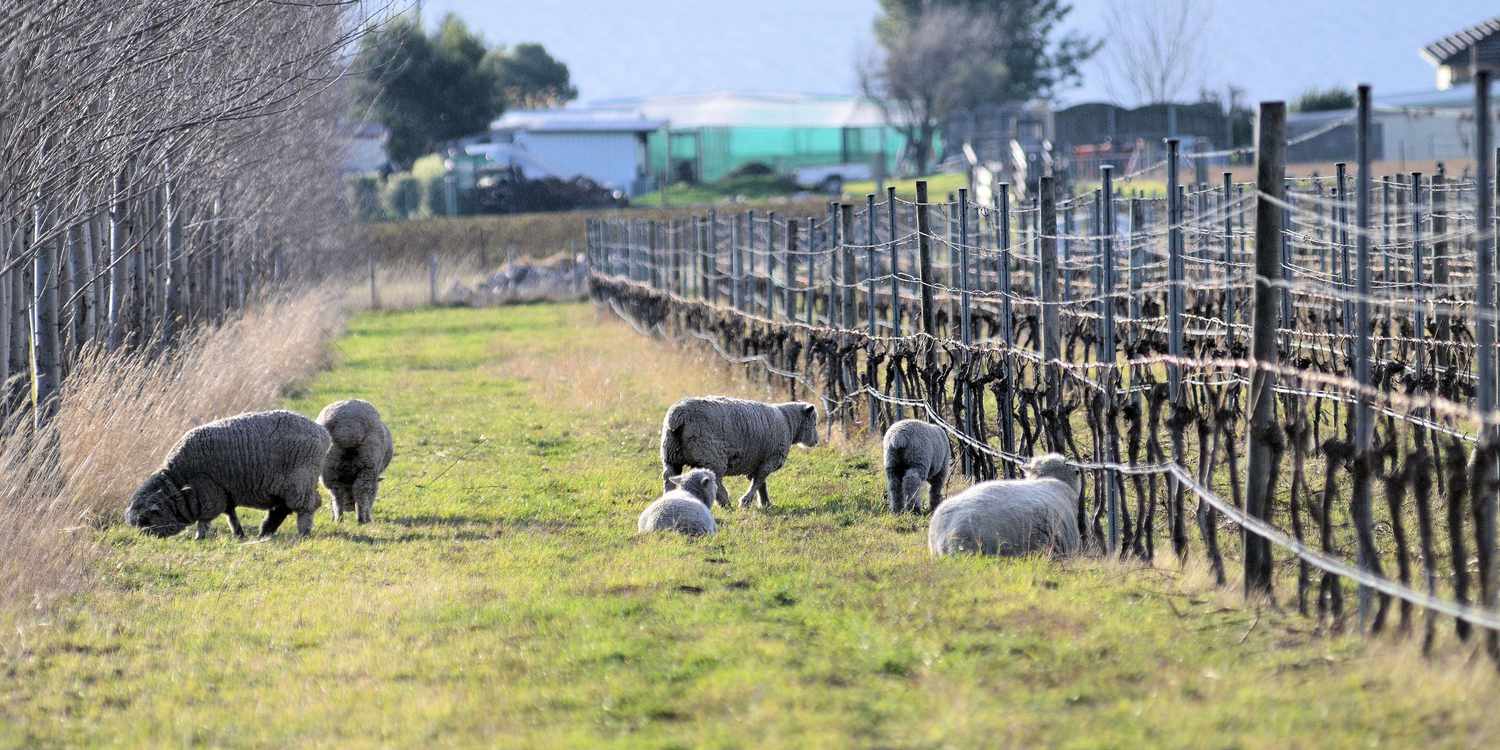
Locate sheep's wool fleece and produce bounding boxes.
[661,396,815,478]
[638,491,718,535]
[928,476,1080,557]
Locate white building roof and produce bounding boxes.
[490,108,666,134]
[589,91,892,129]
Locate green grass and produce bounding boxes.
[3,303,1497,748]
[634,173,809,207]
[843,172,967,201]
[1074,177,1171,198]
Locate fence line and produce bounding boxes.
[587,82,1500,663]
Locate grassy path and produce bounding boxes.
[2,303,1496,748]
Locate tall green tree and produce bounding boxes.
[876,0,1098,102]
[354,14,504,168]
[1294,86,1356,113]
[484,43,579,110]
[863,0,1098,173]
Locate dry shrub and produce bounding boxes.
[0,286,342,623]
[340,256,486,312]
[359,198,827,268]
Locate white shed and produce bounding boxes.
[482,109,666,197]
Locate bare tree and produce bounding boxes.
[1100,0,1212,105]
[859,6,999,175]
[0,1,396,422]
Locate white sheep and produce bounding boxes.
[928,453,1082,557]
[316,399,394,524]
[660,396,818,508]
[638,468,719,536]
[882,419,952,513]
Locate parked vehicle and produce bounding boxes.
[792,163,873,194]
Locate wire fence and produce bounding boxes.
[585,81,1500,662]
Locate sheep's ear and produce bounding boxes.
[667,474,687,487]
[802,404,816,419]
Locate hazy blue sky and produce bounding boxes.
[414,0,1498,106]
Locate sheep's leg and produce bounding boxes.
[355,476,377,524]
[296,490,319,536]
[662,462,683,493]
[225,507,245,539]
[194,521,211,540]
[259,506,289,537]
[757,480,772,508]
[886,468,905,513]
[927,467,949,514]
[738,478,759,509]
[899,470,924,513]
[714,478,731,508]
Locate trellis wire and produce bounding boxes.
[587,82,1500,663]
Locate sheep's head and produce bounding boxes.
[786,402,819,447]
[1023,453,1081,495]
[124,472,191,538]
[669,468,719,506]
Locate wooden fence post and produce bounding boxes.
[887,186,901,339]
[1352,85,1384,629]
[1164,140,1189,562]
[1100,167,1119,553]
[1222,172,1236,337]
[1039,176,1060,433]
[997,183,1015,477]
[841,203,856,331]
[1472,68,1499,660]
[766,212,777,320]
[804,214,816,329]
[916,181,935,342]
[834,202,846,328]
[1245,100,1286,597]
[866,193,879,434]
[784,219,797,324]
[707,209,718,304]
[649,220,660,290]
[731,212,742,311]
[747,210,757,314]
[428,253,438,306]
[915,180,938,408]
[958,188,973,475]
[1411,173,1426,380]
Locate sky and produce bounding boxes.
[413,0,1499,107]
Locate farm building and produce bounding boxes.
[341,121,390,174]
[1421,15,1500,90]
[477,108,666,197]
[591,92,909,184]
[1285,15,1500,167]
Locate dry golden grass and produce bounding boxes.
[0,286,342,629]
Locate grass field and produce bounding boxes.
[844,172,968,201]
[3,302,1498,748]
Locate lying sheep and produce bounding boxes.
[637,468,719,536]
[125,410,330,539]
[316,399,394,524]
[928,453,1082,557]
[882,419,951,513]
[660,396,818,508]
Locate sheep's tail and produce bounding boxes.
[661,405,688,457]
[324,419,366,449]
